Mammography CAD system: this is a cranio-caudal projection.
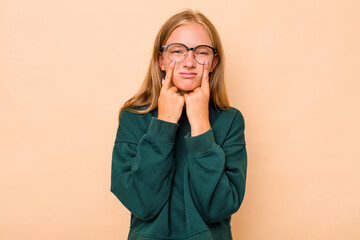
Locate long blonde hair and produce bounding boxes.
[120,9,229,115]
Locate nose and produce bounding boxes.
[183,50,196,68]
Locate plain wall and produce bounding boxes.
[1,0,359,239]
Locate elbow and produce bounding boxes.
[202,213,226,225]
[110,187,164,222]
[201,205,239,224]
[127,202,164,222]
[201,193,245,224]
[132,209,159,222]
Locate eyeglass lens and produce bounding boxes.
[166,44,214,65]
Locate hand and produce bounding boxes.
[184,61,211,136]
[158,60,185,123]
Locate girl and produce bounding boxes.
[111,9,247,240]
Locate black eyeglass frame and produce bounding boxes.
[161,43,218,64]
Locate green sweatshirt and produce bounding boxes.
[111,104,247,240]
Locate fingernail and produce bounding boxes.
[161,79,164,85]
[205,60,208,65]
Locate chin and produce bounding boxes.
[177,86,196,92]
[174,80,200,92]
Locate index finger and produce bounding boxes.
[201,60,210,93]
[163,60,175,89]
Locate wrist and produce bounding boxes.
[157,114,179,124]
[190,121,211,136]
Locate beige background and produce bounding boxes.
[1,0,359,239]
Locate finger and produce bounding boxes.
[161,78,164,85]
[163,60,175,89]
[201,60,210,93]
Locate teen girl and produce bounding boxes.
[111,9,247,240]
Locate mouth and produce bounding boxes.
[179,72,197,79]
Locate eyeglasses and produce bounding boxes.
[161,43,217,65]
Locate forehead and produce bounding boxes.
[166,22,213,47]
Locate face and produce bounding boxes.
[158,22,218,92]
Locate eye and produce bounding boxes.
[171,49,184,54]
[198,51,209,55]
[195,46,212,55]
[168,45,186,55]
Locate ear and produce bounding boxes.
[158,52,166,71]
[210,55,219,72]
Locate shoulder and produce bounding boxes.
[119,106,157,122]
[210,105,245,128]
[210,106,246,145]
[227,107,245,127]
[116,107,158,142]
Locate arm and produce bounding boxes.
[185,110,247,224]
[110,111,178,221]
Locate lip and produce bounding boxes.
[179,72,197,79]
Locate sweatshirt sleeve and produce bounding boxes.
[184,110,247,224]
[110,111,178,221]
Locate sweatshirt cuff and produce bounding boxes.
[146,117,179,143]
[184,128,218,158]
